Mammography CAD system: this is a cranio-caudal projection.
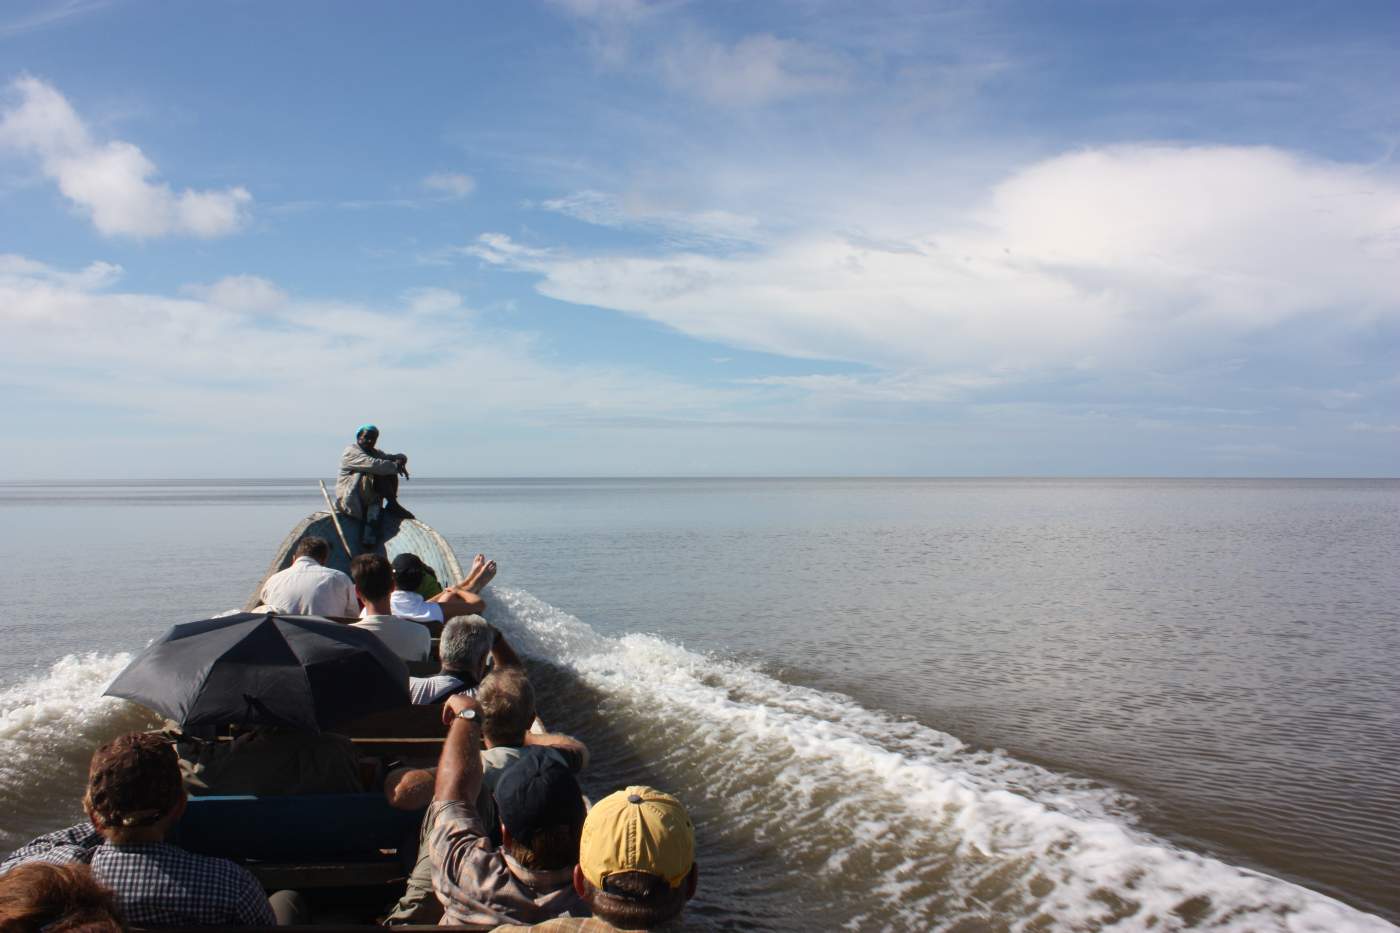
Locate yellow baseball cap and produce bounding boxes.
[579,786,695,890]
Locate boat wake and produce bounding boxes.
[0,596,1392,930]
[0,653,159,847]
[487,585,1396,932]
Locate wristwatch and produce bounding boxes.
[454,707,477,722]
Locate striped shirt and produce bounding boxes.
[409,673,474,705]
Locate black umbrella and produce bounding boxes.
[105,612,410,733]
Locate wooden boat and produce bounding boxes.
[242,510,464,613]
[167,512,492,929]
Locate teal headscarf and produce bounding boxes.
[356,424,379,439]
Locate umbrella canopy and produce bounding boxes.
[106,612,411,733]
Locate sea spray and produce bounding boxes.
[0,653,159,849]
[487,585,1396,932]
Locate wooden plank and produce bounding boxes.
[351,737,443,763]
[246,861,404,889]
[343,704,447,739]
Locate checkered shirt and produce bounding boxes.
[2,822,275,928]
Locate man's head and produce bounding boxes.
[495,753,586,873]
[478,666,536,748]
[574,786,697,929]
[351,553,393,605]
[439,615,494,680]
[391,553,426,593]
[292,536,331,565]
[82,733,185,844]
[356,424,379,450]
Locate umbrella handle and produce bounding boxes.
[319,480,356,559]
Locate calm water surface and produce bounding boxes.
[1,478,1397,931]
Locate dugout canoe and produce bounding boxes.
[243,510,465,613]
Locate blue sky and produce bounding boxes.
[1,0,1397,478]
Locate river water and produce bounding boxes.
[1,478,1397,931]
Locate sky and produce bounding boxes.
[1,0,1397,478]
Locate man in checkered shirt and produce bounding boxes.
[0,732,277,927]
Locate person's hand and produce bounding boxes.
[442,692,480,726]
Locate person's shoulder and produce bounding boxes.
[427,800,492,849]
[482,745,525,772]
[536,744,584,773]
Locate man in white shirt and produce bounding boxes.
[351,553,431,662]
[258,537,359,618]
[389,552,495,628]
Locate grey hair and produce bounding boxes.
[440,615,493,674]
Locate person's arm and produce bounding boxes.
[384,767,437,810]
[489,627,523,670]
[523,732,589,772]
[231,865,278,926]
[0,823,103,872]
[434,694,484,804]
[340,446,401,476]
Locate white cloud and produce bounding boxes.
[465,233,553,268]
[0,76,251,237]
[422,172,476,198]
[746,371,1006,404]
[540,189,761,244]
[0,1,112,39]
[403,286,464,315]
[547,0,648,17]
[184,275,287,313]
[659,32,849,107]
[483,145,1400,377]
[0,252,122,289]
[548,1,846,107]
[0,255,744,446]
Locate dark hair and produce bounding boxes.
[84,733,182,836]
[391,553,424,593]
[504,821,581,872]
[351,553,393,601]
[293,536,330,564]
[0,861,125,932]
[584,870,691,929]
[478,667,536,747]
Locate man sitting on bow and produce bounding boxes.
[335,424,412,548]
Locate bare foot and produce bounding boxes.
[462,553,486,584]
[466,559,497,594]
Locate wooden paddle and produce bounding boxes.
[318,480,355,559]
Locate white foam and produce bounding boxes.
[0,653,158,801]
[489,586,1397,932]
